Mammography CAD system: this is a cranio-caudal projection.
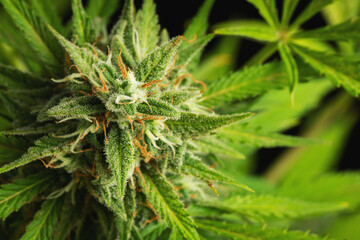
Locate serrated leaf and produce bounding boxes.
[278,42,298,100]
[0,0,62,73]
[0,173,54,220]
[196,220,325,240]
[182,155,253,192]
[166,112,254,138]
[140,168,199,240]
[0,124,59,136]
[279,173,360,209]
[281,0,300,26]
[20,197,64,240]
[196,195,348,221]
[247,0,279,29]
[135,0,160,58]
[136,98,180,118]
[294,17,360,40]
[214,21,278,42]
[176,34,214,67]
[292,45,360,96]
[120,0,138,61]
[219,127,318,148]
[46,96,105,119]
[183,0,214,39]
[0,136,71,174]
[110,20,136,69]
[72,0,96,45]
[0,134,29,162]
[135,38,179,83]
[0,63,44,88]
[292,0,335,28]
[116,188,137,239]
[93,184,127,220]
[47,24,98,74]
[199,62,288,107]
[106,126,135,200]
[193,137,246,160]
[141,222,167,240]
[160,89,200,106]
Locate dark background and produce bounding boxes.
[109,0,359,173]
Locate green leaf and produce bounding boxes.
[0,124,59,136]
[0,136,71,174]
[140,168,199,240]
[135,38,179,83]
[0,173,54,220]
[176,34,214,67]
[72,0,96,45]
[247,0,279,29]
[193,137,246,160]
[106,126,135,200]
[199,62,288,107]
[46,96,105,119]
[110,20,136,69]
[116,188,137,239]
[294,18,360,40]
[86,0,120,20]
[0,63,44,88]
[0,134,29,162]
[141,222,167,240]
[166,112,254,138]
[120,0,138,61]
[214,21,278,42]
[279,173,360,209]
[47,24,98,75]
[136,98,180,118]
[93,184,127,220]
[292,0,335,28]
[20,197,64,240]
[196,195,348,221]
[0,0,62,72]
[219,127,318,148]
[135,0,160,58]
[281,0,300,26]
[292,45,360,97]
[183,0,214,38]
[278,42,298,101]
[182,155,253,192]
[196,220,325,240]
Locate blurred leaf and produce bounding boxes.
[292,45,360,97]
[214,21,278,42]
[247,0,279,29]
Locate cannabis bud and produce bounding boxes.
[0,0,252,239]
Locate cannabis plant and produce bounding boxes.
[0,0,359,239]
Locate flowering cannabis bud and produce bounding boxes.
[0,0,252,239]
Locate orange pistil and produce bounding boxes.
[91,44,99,58]
[126,114,134,132]
[174,73,207,93]
[70,65,88,83]
[134,167,149,191]
[141,79,163,89]
[40,156,56,168]
[157,82,170,90]
[74,147,93,154]
[174,34,197,46]
[117,49,128,79]
[96,68,109,92]
[78,90,92,96]
[144,215,159,226]
[107,45,113,57]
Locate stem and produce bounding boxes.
[244,43,278,67]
